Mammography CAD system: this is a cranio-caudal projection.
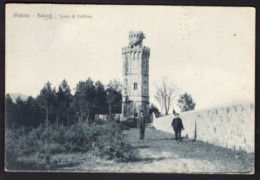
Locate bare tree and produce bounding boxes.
[154,91,164,113]
[154,77,178,115]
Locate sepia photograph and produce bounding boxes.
[5,4,255,173]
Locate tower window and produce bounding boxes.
[134,83,138,90]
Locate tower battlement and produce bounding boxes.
[128,31,145,46]
[142,47,150,56]
[122,46,150,54]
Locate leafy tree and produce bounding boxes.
[6,94,44,128]
[38,82,56,127]
[15,97,26,126]
[95,81,107,114]
[84,78,97,121]
[177,92,196,112]
[107,79,122,92]
[56,80,72,126]
[106,80,122,116]
[6,78,124,127]
[149,104,160,117]
[122,98,134,118]
[5,94,18,128]
[73,81,86,121]
[73,78,97,123]
[24,96,44,127]
[106,88,116,117]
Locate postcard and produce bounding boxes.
[5,4,255,173]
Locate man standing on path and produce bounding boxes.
[171,113,184,141]
[137,110,146,140]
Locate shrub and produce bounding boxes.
[90,122,138,162]
[5,121,139,170]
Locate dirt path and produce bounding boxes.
[59,126,254,173]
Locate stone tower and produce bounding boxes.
[122,31,150,120]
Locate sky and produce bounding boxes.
[6,4,255,111]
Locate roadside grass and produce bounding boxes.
[5,121,139,171]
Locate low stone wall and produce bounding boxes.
[95,114,121,121]
[153,101,255,153]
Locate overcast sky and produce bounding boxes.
[6,4,255,110]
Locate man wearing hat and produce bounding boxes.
[137,110,146,140]
[171,113,184,141]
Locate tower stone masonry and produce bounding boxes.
[122,31,150,120]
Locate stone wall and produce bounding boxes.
[153,100,255,153]
[95,114,121,121]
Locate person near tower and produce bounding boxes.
[171,113,184,141]
[172,108,176,116]
[137,110,146,140]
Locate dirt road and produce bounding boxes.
[59,126,254,173]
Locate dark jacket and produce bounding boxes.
[171,117,184,131]
[137,115,146,129]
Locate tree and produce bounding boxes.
[95,81,107,115]
[23,96,43,127]
[5,94,18,128]
[106,80,122,116]
[56,80,72,125]
[107,79,123,92]
[38,82,56,127]
[73,78,97,123]
[73,81,86,121]
[6,94,44,128]
[15,97,26,126]
[177,93,196,112]
[154,77,178,115]
[149,104,160,117]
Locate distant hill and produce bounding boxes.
[7,93,29,101]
